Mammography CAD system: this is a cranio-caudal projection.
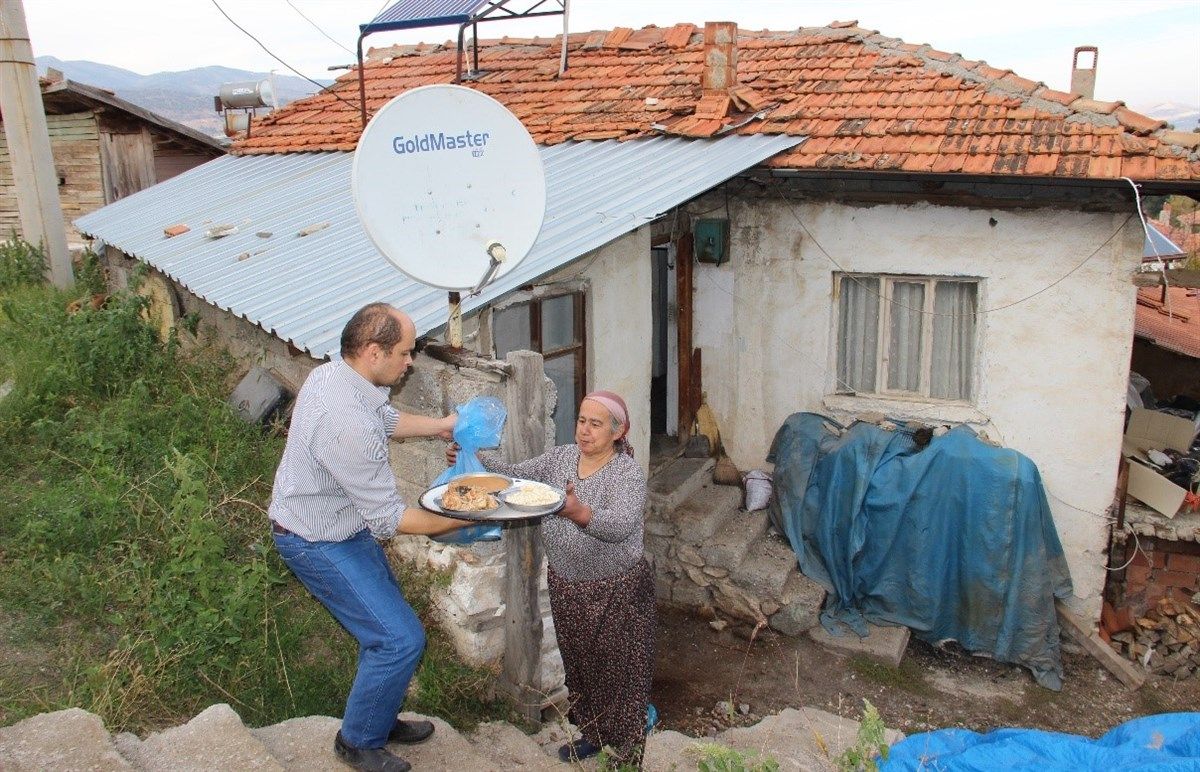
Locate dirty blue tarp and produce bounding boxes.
[768,413,1073,689]
[883,712,1200,771]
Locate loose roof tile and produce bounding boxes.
[235,22,1200,184]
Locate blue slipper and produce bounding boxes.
[558,738,602,762]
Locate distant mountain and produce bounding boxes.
[36,56,333,137]
[1139,101,1200,132]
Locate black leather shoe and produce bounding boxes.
[334,730,412,772]
[388,718,435,744]
[557,738,602,762]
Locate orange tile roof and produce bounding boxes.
[235,22,1200,182]
[1136,287,1200,359]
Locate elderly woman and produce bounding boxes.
[454,390,653,764]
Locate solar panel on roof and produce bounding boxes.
[361,0,488,34]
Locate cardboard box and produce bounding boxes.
[1122,408,1197,518]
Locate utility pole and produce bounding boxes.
[0,0,72,288]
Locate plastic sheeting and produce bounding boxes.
[883,712,1200,770]
[767,413,1073,689]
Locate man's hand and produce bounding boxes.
[446,442,459,466]
[392,411,458,440]
[437,412,457,441]
[398,507,469,536]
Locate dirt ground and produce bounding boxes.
[652,605,1200,740]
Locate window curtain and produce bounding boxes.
[931,281,977,400]
[886,281,925,392]
[837,276,880,392]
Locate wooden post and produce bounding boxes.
[500,350,547,723]
[676,232,695,439]
[0,0,72,288]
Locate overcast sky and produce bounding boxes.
[22,0,1200,109]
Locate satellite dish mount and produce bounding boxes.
[355,0,571,129]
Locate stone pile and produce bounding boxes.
[0,702,901,771]
[644,457,826,635]
[1110,596,1200,679]
[387,535,567,704]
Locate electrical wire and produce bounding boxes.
[778,187,1136,318]
[1107,525,1148,572]
[209,0,359,112]
[283,0,355,56]
[1123,175,1175,318]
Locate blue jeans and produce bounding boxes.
[272,528,425,749]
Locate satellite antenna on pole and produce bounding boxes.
[352,84,546,346]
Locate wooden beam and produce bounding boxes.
[422,342,513,376]
[1131,269,1200,289]
[676,232,695,438]
[499,350,547,725]
[1055,600,1146,690]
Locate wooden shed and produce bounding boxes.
[0,72,225,246]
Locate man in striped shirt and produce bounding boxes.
[269,302,466,772]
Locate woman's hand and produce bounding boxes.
[445,442,459,466]
[558,482,592,527]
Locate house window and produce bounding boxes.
[493,292,585,445]
[836,274,978,401]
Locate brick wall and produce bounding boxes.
[1115,536,1200,614]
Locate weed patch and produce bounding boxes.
[847,657,933,697]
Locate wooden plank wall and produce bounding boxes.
[0,112,103,243]
[153,134,220,183]
[98,126,156,203]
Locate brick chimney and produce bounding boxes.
[1070,46,1098,99]
[702,22,738,92]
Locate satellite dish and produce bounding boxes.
[352,84,546,292]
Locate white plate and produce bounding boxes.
[419,479,565,521]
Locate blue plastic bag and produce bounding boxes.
[432,396,507,544]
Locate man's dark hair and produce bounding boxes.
[341,302,405,359]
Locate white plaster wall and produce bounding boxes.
[574,227,654,473]
[693,198,1142,619]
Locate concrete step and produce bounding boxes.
[0,707,133,771]
[647,456,715,517]
[809,622,911,667]
[730,528,798,604]
[699,503,770,571]
[122,703,283,771]
[664,482,743,541]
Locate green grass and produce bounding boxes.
[0,239,510,733]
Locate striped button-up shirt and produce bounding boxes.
[268,360,404,541]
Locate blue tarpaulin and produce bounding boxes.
[768,413,1074,689]
[883,712,1200,770]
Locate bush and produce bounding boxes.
[0,237,46,289]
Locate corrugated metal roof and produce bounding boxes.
[76,134,802,359]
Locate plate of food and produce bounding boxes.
[418,475,564,521]
[498,482,565,514]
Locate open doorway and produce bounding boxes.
[651,244,679,466]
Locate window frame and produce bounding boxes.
[835,272,979,402]
[491,289,587,437]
